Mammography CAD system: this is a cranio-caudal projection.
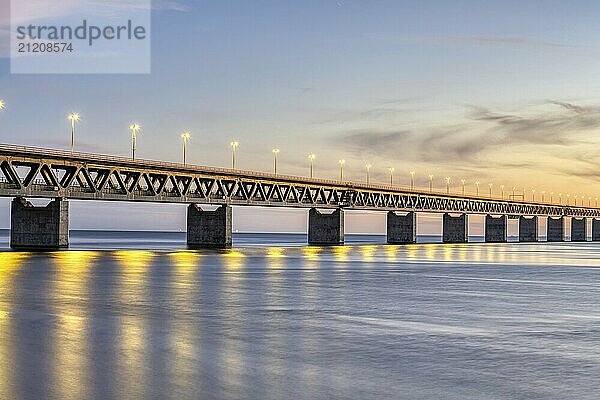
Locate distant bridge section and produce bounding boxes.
[0,144,598,248]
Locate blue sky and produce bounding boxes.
[1,0,600,232]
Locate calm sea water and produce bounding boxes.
[1,231,600,399]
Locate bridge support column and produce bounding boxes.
[547,217,564,242]
[485,215,507,243]
[308,208,344,245]
[518,216,538,242]
[571,218,587,242]
[387,211,416,244]
[10,197,69,249]
[187,204,232,247]
[442,213,468,243]
[592,219,600,241]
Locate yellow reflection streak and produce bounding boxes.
[0,252,28,400]
[302,247,321,271]
[266,247,285,271]
[385,245,398,262]
[223,250,245,272]
[170,251,201,274]
[114,250,154,399]
[52,251,98,400]
[333,246,350,262]
[360,245,377,262]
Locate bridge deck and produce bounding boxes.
[0,144,597,217]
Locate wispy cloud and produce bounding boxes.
[365,33,587,50]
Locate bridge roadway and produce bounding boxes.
[0,144,599,248]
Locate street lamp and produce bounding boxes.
[365,163,372,184]
[574,195,578,206]
[0,99,6,111]
[500,185,505,199]
[181,132,191,165]
[531,189,535,202]
[445,177,451,194]
[460,179,466,195]
[566,193,570,205]
[550,192,554,203]
[339,159,345,181]
[410,171,415,190]
[308,154,316,178]
[230,141,239,169]
[558,193,562,204]
[68,112,80,155]
[475,181,480,196]
[272,148,280,174]
[428,174,434,192]
[512,186,516,199]
[541,191,546,202]
[129,123,141,160]
[488,183,493,197]
[596,197,598,207]
[389,167,395,185]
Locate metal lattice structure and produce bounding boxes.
[0,144,597,217]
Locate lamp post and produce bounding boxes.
[574,195,578,206]
[596,197,598,207]
[558,193,562,205]
[566,194,570,205]
[541,191,546,202]
[500,185,505,199]
[230,141,239,169]
[550,192,554,203]
[181,132,191,165]
[365,163,372,184]
[488,183,493,197]
[129,123,141,160]
[389,167,395,185]
[512,186,516,199]
[428,174,434,192]
[339,160,346,181]
[475,181,480,196]
[531,189,535,202]
[0,99,5,111]
[461,179,466,195]
[68,113,80,155]
[410,171,415,190]
[445,177,451,194]
[272,148,280,174]
[308,154,316,178]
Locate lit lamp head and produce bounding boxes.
[129,123,141,135]
[308,153,316,160]
[272,148,280,155]
[68,112,80,123]
[339,159,345,166]
[0,99,6,110]
[181,132,191,141]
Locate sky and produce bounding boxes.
[1,0,600,232]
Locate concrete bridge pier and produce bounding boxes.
[518,216,538,242]
[387,211,417,244]
[484,215,507,243]
[10,197,69,249]
[187,204,232,247]
[592,219,600,241]
[571,217,587,242]
[308,208,344,245]
[547,217,564,242]
[442,213,468,243]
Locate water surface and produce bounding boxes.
[1,232,599,399]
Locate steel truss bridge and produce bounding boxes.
[0,144,597,218]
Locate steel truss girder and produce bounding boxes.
[0,149,597,218]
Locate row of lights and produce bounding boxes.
[0,101,597,207]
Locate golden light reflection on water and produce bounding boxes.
[170,251,201,274]
[266,247,285,271]
[385,245,398,261]
[302,247,321,271]
[0,252,28,400]
[333,245,351,262]
[360,245,377,263]
[52,251,98,400]
[223,250,245,272]
[168,250,201,395]
[114,250,154,399]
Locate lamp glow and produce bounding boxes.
[181,132,191,165]
[129,123,141,160]
[68,112,80,155]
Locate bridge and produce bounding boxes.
[1,144,599,248]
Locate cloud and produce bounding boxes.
[364,33,586,50]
